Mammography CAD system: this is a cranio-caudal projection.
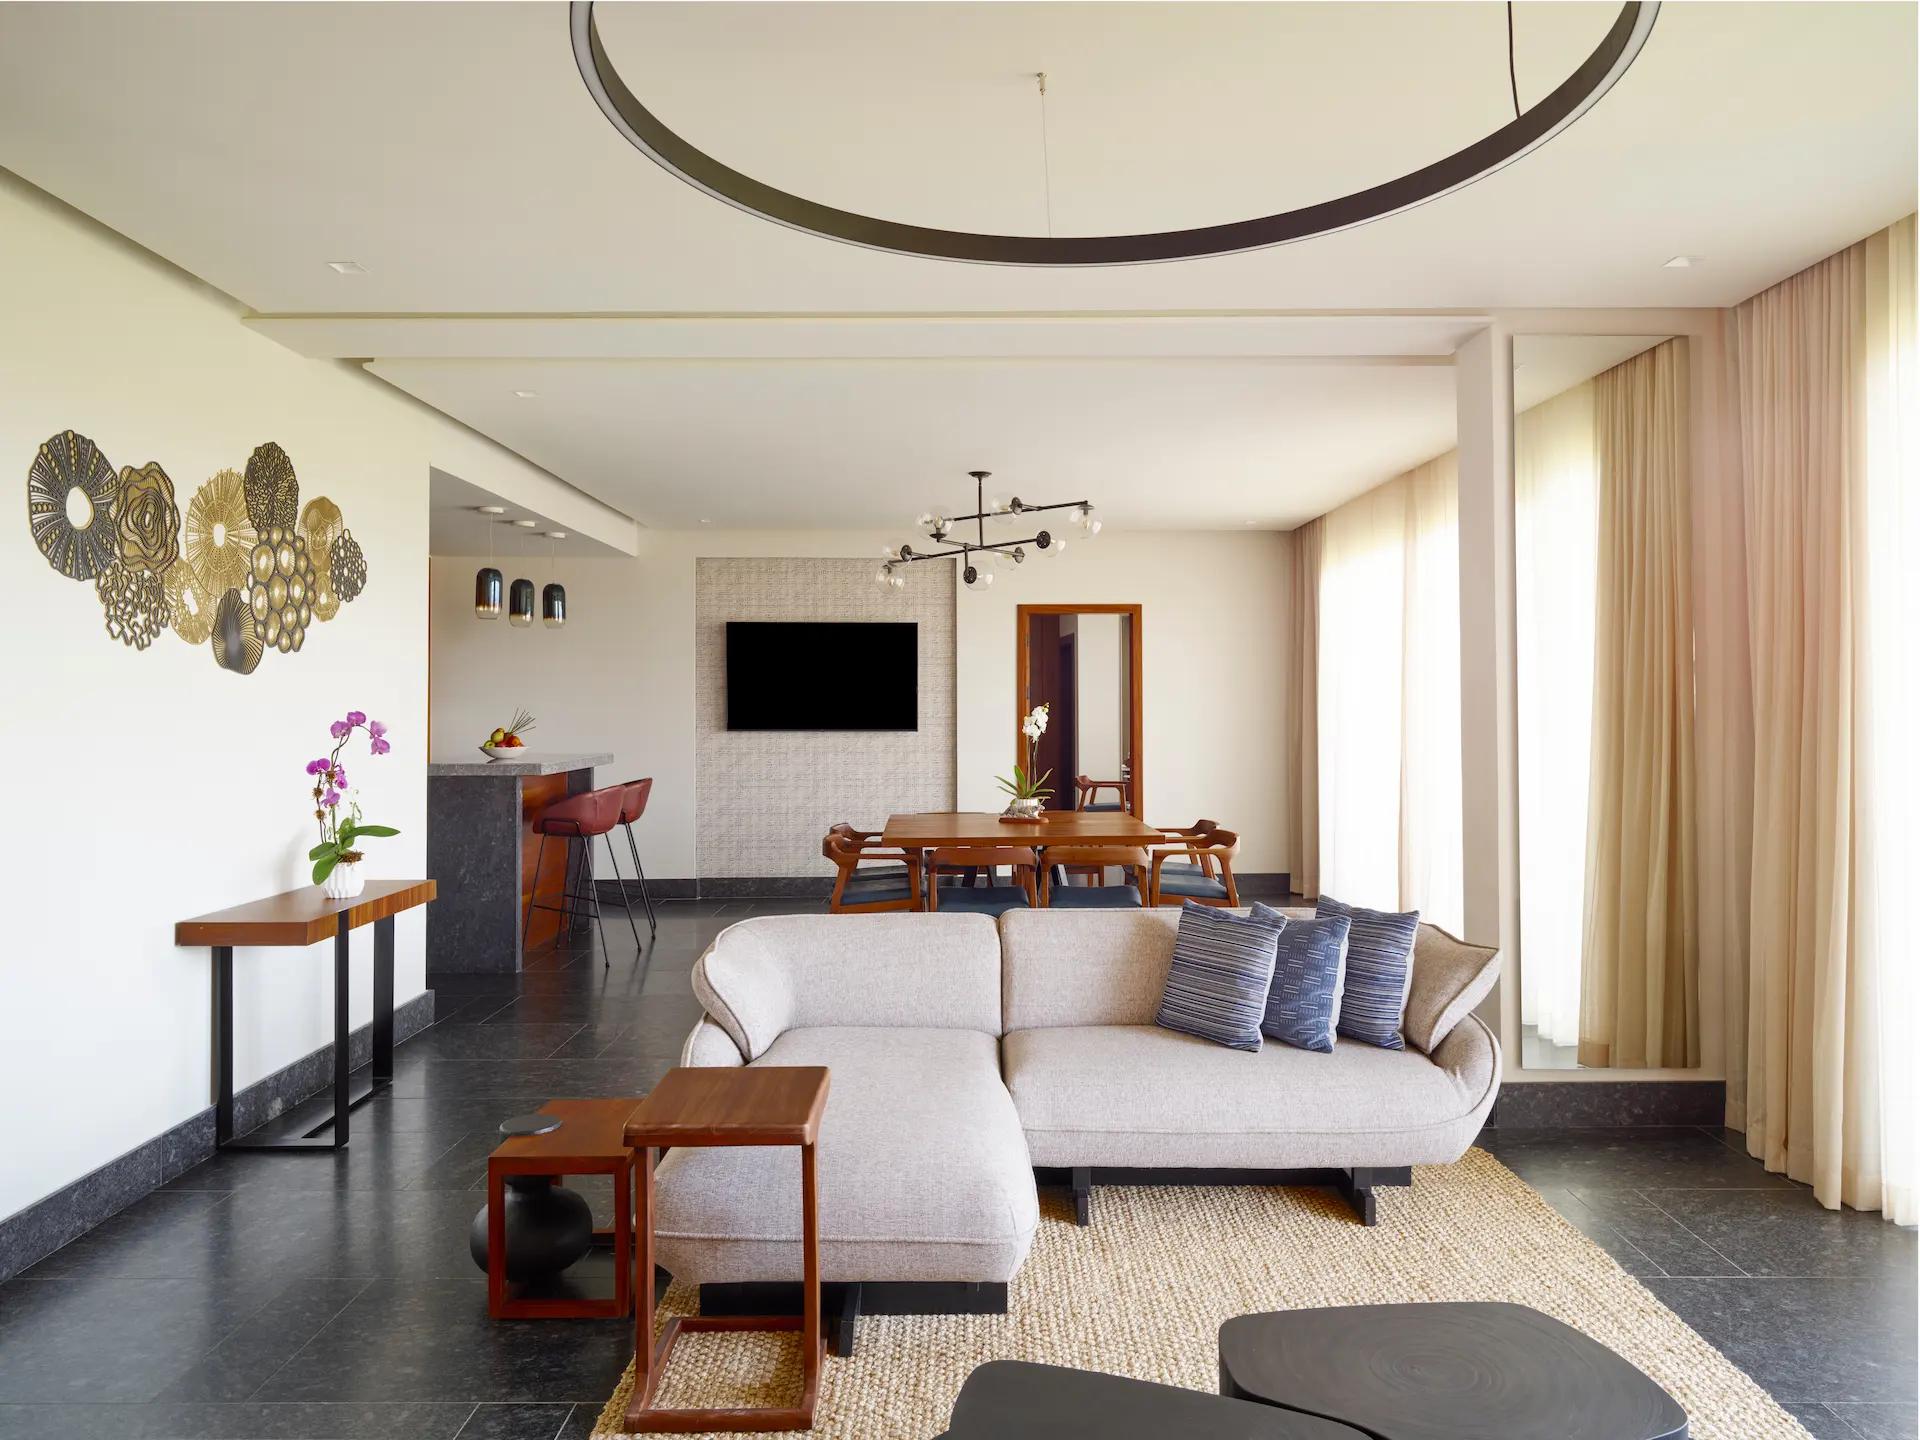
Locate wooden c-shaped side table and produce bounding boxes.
[622,1065,830,1434]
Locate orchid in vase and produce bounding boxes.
[996,704,1053,819]
[307,711,399,899]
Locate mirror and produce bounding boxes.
[1017,605,1142,816]
[1511,335,1690,1069]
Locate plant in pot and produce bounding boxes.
[997,703,1053,820]
[308,711,399,899]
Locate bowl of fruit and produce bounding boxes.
[481,709,536,760]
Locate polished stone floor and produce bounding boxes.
[0,898,1912,1439]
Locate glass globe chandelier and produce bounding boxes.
[878,471,1098,592]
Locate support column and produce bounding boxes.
[1454,327,1520,1056]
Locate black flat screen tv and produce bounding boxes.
[725,621,918,731]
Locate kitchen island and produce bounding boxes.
[426,752,615,973]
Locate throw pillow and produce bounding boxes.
[1401,923,1501,1054]
[1316,894,1420,1050]
[1153,901,1284,1053]
[1252,902,1350,1053]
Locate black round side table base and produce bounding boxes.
[468,1176,594,1282]
[499,1113,563,1137]
[1219,1302,1688,1440]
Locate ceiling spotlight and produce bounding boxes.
[476,505,507,515]
[326,260,367,274]
[513,389,538,398]
[1662,256,1705,269]
[512,519,540,528]
[546,531,568,540]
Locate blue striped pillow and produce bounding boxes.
[1153,901,1283,1053]
[1252,903,1350,1053]
[1317,895,1420,1049]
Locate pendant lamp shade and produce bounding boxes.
[508,577,535,627]
[542,581,566,629]
[475,566,503,619]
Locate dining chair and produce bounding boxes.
[1149,828,1241,908]
[925,846,1037,916]
[1040,846,1148,908]
[1149,818,1222,889]
[1074,775,1130,812]
[823,829,923,913]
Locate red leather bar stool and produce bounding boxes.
[523,785,643,963]
[615,779,658,937]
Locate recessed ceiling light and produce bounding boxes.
[1244,519,1258,526]
[326,260,367,274]
[1662,255,1706,269]
[512,519,540,529]
[545,531,568,540]
[699,518,711,525]
[513,389,537,398]
[475,505,506,515]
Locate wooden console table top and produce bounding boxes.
[175,879,436,948]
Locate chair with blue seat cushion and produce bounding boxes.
[932,884,1037,917]
[1073,775,1131,812]
[1041,846,1147,908]
[1316,894,1420,1050]
[823,829,922,913]
[927,847,1037,915]
[1150,829,1240,908]
[1148,819,1221,888]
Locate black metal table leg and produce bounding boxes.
[214,945,234,1146]
[332,911,350,1150]
[373,915,395,1086]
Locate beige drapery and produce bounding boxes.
[1579,340,1701,1070]
[1286,518,1322,897]
[1733,216,1917,1220]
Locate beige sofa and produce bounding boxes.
[657,907,1500,1347]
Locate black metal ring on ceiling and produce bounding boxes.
[571,1,1657,267]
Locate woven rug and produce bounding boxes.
[589,1147,1807,1438]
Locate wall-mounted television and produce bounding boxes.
[725,621,918,731]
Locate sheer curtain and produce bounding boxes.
[1581,340,1700,1070]
[1733,214,1916,1219]
[1514,382,1597,1049]
[1317,455,1463,933]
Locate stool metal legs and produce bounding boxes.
[524,829,647,964]
[621,820,658,935]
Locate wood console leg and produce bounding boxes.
[801,1142,821,1415]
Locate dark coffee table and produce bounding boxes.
[939,1360,1366,1439]
[1219,1302,1688,1440]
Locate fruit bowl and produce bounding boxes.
[480,744,530,761]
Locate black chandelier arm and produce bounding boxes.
[570,1,1657,268]
[939,499,1092,527]
[894,536,1051,565]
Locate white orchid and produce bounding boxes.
[1022,703,1049,741]
[1000,704,1054,802]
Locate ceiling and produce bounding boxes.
[429,470,631,559]
[0,2,1911,532]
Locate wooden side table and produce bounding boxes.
[622,1066,831,1434]
[486,1098,640,1319]
[175,879,435,1150]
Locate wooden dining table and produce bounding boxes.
[881,811,1166,851]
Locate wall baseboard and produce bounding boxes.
[0,990,434,1285]
[597,872,1296,903]
[1485,1078,1726,1129]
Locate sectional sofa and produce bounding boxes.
[652,908,1501,1351]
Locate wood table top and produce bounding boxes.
[175,879,436,948]
[625,1066,829,1149]
[882,811,1166,848]
[490,1098,644,1163]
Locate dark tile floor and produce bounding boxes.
[0,898,1911,1439]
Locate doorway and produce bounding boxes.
[1016,604,1143,817]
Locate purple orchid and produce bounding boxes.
[369,737,391,755]
[346,711,366,727]
[308,709,399,887]
[330,720,351,739]
[306,758,326,776]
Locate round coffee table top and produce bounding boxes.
[1218,1302,1688,1440]
[943,1360,1367,1440]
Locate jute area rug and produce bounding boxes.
[589,1148,1807,1439]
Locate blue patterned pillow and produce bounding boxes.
[1317,895,1419,1049]
[1252,903,1350,1053]
[1153,902,1283,1053]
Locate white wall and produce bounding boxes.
[431,528,1295,879]
[0,175,570,1220]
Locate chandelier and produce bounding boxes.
[879,471,1099,591]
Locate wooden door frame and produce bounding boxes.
[1015,604,1144,818]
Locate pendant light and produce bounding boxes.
[475,508,503,619]
[508,525,534,626]
[542,533,567,628]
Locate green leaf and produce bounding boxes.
[308,843,336,862]
[350,824,399,838]
[312,854,339,884]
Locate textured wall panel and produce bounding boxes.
[696,557,956,877]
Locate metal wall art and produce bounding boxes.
[25,430,371,673]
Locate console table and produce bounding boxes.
[175,879,435,1151]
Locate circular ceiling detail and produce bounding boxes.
[571,1,1658,267]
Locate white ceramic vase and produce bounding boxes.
[1004,797,1043,821]
[323,861,365,900]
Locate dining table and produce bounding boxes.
[880,811,1166,852]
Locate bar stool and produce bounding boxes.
[524,786,643,963]
[615,779,658,937]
